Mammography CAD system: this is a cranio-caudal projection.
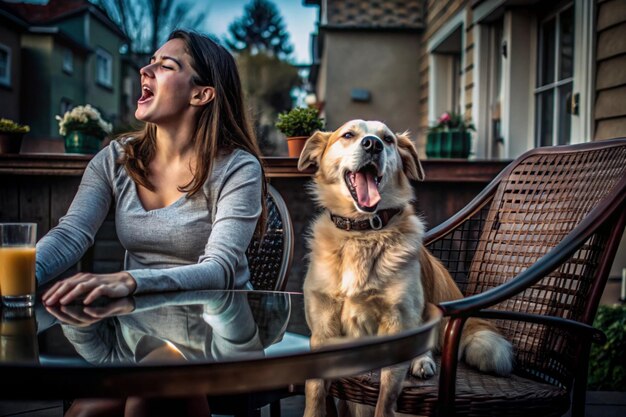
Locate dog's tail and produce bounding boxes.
[420,249,513,376]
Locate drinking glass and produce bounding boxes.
[0,223,37,308]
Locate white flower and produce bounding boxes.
[56,104,113,137]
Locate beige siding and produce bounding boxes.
[597,0,626,31]
[594,0,626,140]
[596,55,626,89]
[596,22,626,60]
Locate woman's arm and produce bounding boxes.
[43,153,262,304]
[36,147,114,287]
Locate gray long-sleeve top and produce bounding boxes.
[35,140,262,293]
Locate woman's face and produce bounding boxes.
[135,38,201,125]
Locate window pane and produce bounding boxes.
[538,18,556,87]
[559,7,574,80]
[0,49,8,77]
[536,90,554,147]
[557,83,572,145]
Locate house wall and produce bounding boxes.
[594,0,626,279]
[321,30,422,135]
[0,24,21,121]
[594,0,626,140]
[58,15,85,44]
[20,35,53,138]
[85,15,123,126]
[50,41,86,130]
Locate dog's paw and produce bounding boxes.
[410,353,436,379]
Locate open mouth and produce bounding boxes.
[138,85,154,104]
[344,163,382,212]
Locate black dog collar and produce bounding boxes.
[330,208,402,231]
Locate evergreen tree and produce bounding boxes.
[226,0,294,59]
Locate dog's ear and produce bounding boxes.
[397,131,425,181]
[297,131,332,171]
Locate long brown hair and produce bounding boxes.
[120,30,267,235]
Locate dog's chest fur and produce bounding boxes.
[305,213,425,338]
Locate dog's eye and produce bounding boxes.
[342,132,354,139]
[383,135,394,143]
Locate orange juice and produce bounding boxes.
[0,247,36,297]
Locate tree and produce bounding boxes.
[225,0,293,59]
[92,0,207,53]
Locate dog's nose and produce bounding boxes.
[361,136,384,154]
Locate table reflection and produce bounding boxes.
[40,291,295,366]
[0,307,38,364]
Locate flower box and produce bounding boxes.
[426,130,472,158]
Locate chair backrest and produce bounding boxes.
[426,138,626,388]
[246,184,294,291]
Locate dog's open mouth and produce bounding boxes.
[344,164,382,212]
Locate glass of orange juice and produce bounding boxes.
[0,223,37,308]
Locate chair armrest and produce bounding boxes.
[472,309,606,344]
[437,307,607,408]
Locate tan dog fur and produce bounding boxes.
[298,120,513,417]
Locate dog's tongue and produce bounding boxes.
[355,171,381,208]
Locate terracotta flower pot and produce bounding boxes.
[286,136,308,158]
[0,133,24,154]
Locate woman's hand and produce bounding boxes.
[45,297,135,327]
[42,272,137,306]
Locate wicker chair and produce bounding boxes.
[209,184,295,417]
[329,138,626,416]
[247,184,294,291]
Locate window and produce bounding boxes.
[428,12,465,124]
[96,48,112,87]
[0,43,11,87]
[62,47,73,74]
[60,98,73,115]
[535,5,574,147]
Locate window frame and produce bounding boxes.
[0,43,11,87]
[427,10,466,125]
[62,47,74,75]
[95,47,113,88]
[472,0,594,159]
[534,3,575,147]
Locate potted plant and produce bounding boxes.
[275,107,324,157]
[0,118,29,154]
[56,104,112,154]
[426,112,475,158]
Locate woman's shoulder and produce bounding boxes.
[87,138,133,176]
[217,148,261,173]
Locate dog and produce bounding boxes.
[297,120,513,417]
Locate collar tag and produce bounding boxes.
[369,214,383,230]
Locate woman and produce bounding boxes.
[39,29,266,306]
